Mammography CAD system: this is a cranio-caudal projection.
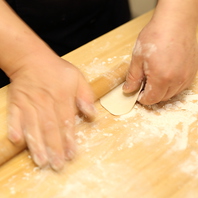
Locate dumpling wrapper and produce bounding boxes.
[100,82,143,115]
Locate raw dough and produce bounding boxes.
[100,82,143,115]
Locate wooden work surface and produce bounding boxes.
[1,11,198,198]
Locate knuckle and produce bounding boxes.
[140,91,161,105]
[126,70,136,81]
[158,72,173,84]
[7,126,23,144]
[158,69,188,86]
[126,69,142,83]
[177,73,189,84]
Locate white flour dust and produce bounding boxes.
[77,39,132,82]
[179,150,198,178]
[2,87,198,197]
[53,162,151,198]
[133,40,157,58]
[80,54,131,82]
[114,89,198,151]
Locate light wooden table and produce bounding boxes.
[0,11,198,198]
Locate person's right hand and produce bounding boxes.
[7,52,96,171]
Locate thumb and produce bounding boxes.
[123,55,144,93]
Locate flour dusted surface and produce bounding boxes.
[115,89,198,151]
[1,83,198,197]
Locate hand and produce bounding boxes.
[123,13,198,105]
[7,53,96,171]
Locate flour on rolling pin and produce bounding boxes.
[100,82,144,115]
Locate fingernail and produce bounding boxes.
[123,82,129,91]
[66,150,75,160]
[137,91,144,102]
[7,126,21,143]
[33,154,48,168]
[77,99,97,119]
[50,156,64,171]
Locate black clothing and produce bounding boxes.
[0,0,131,87]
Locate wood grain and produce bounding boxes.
[0,10,198,198]
[0,61,129,166]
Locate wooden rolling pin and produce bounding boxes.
[90,61,129,100]
[0,62,129,166]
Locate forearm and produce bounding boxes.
[153,0,198,31]
[0,1,55,77]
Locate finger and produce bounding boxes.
[175,75,195,95]
[138,81,168,105]
[161,69,197,101]
[57,103,76,161]
[161,83,183,101]
[39,101,65,171]
[161,87,181,101]
[123,55,144,93]
[161,78,193,102]
[7,103,25,146]
[63,119,76,160]
[76,74,96,120]
[55,96,76,161]
[22,103,48,168]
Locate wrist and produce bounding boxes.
[0,1,58,79]
[152,0,198,33]
[0,33,57,79]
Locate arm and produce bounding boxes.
[0,1,96,171]
[123,0,198,105]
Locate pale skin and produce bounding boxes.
[0,1,96,171]
[0,0,198,171]
[123,0,198,105]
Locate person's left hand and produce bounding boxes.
[123,16,198,105]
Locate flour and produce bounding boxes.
[80,52,131,82]
[80,57,110,80]
[115,89,198,151]
[120,55,130,60]
[53,162,151,198]
[179,151,198,178]
[103,133,113,137]
[75,115,83,125]
[2,20,198,197]
[133,40,142,56]
[143,43,157,58]
[10,187,16,195]
[133,40,157,58]
[2,87,198,197]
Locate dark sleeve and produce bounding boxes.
[1,0,131,88]
[6,0,131,56]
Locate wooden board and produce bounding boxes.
[0,11,198,198]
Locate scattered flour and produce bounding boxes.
[1,81,198,197]
[179,151,198,178]
[115,89,198,151]
[2,26,198,197]
[53,163,151,198]
[79,52,131,82]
